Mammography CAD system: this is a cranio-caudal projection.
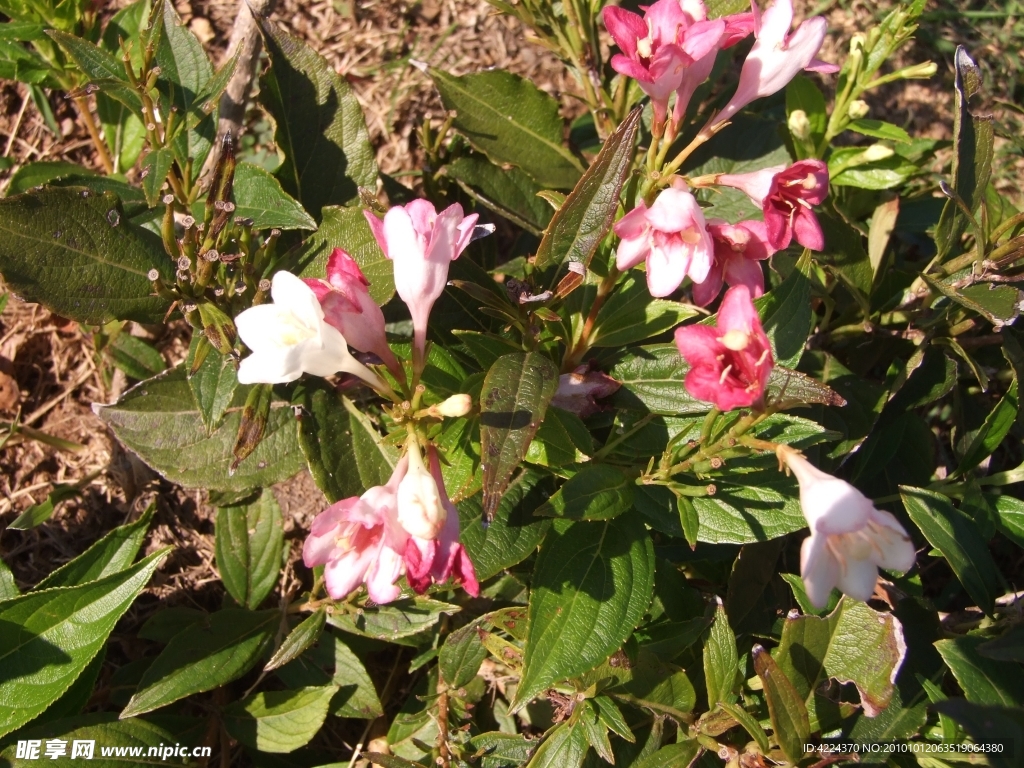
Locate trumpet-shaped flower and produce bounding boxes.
[692,220,774,306]
[302,248,402,378]
[396,444,446,540]
[778,446,917,609]
[365,200,483,366]
[235,271,384,389]
[716,160,830,251]
[551,365,621,419]
[674,284,773,409]
[711,0,838,129]
[614,185,713,297]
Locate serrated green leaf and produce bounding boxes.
[264,608,326,672]
[515,514,655,709]
[753,644,809,763]
[691,476,804,544]
[957,379,1018,474]
[934,636,1024,707]
[0,557,18,601]
[590,274,698,348]
[296,380,361,503]
[608,344,705,416]
[0,549,168,738]
[829,147,919,190]
[215,489,283,610]
[439,621,488,688]
[755,264,812,369]
[902,486,1001,615]
[5,160,98,196]
[480,351,559,518]
[122,608,277,718]
[429,68,583,191]
[535,464,633,520]
[446,155,552,235]
[232,162,316,231]
[846,119,913,144]
[631,741,700,768]
[610,648,695,718]
[140,147,173,207]
[525,407,593,467]
[152,0,213,115]
[328,598,459,644]
[0,187,171,324]
[138,606,208,643]
[185,336,238,432]
[524,721,588,768]
[275,629,383,718]
[932,700,1023,768]
[223,686,336,753]
[96,366,304,493]
[533,105,641,270]
[259,20,377,217]
[465,733,534,768]
[46,30,143,112]
[344,396,399,489]
[34,505,153,590]
[109,332,166,381]
[703,601,738,707]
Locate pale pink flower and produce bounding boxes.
[302,248,402,378]
[614,185,713,298]
[551,365,620,419]
[692,219,774,306]
[674,284,773,410]
[778,446,917,609]
[711,0,838,129]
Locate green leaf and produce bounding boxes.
[458,468,553,581]
[902,486,1002,615]
[480,352,559,519]
[258,20,377,218]
[122,608,277,717]
[345,396,399,489]
[5,160,98,196]
[264,608,326,672]
[446,155,552,235]
[774,598,907,719]
[223,686,336,753]
[610,648,695,717]
[138,606,208,643]
[524,721,589,768]
[817,202,873,300]
[152,0,213,116]
[34,504,154,590]
[526,407,593,467]
[0,549,168,738]
[465,733,534,768]
[514,514,655,709]
[0,557,17,601]
[328,598,459,644]
[785,75,826,156]
[429,68,583,190]
[185,337,238,433]
[934,636,1024,707]
[703,601,738,707]
[296,381,362,502]
[691,476,804,544]
[141,147,173,207]
[95,366,304,493]
[957,379,1018,474]
[846,118,913,144]
[275,630,383,719]
[755,264,812,369]
[294,205,394,304]
[977,624,1024,663]
[535,464,634,520]
[753,644,809,763]
[828,146,919,190]
[632,742,700,768]
[931,700,1023,768]
[233,161,316,231]
[215,489,284,610]
[439,621,488,688]
[590,274,698,347]
[608,344,705,416]
[46,30,142,112]
[993,494,1024,548]
[365,755,428,768]
[0,187,171,324]
[533,105,641,270]
[7,483,82,530]
[109,333,166,381]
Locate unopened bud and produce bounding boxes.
[847,100,870,119]
[861,144,894,162]
[788,109,812,141]
[436,394,473,418]
[896,61,938,80]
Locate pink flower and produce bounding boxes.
[673,284,773,410]
[711,0,838,128]
[551,364,621,419]
[603,0,725,129]
[778,446,916,609]
[717,160,829,251]
[692,219,774,306]
[403,447,479,597]
[303,458,409,604]
[613,185,713,298]
[365,200,481,367]
[302,248,402,378]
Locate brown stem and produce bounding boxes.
[563,266,620,371]
[73,95,114,174]
[436,685,451,768]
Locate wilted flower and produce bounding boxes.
[716,160,830,251]
[302,248,402,378]
[235,271,385,390]
[674,284,773,410]
[692,220,774,307]
[396,444,446,540]
[613,184,713,297]
[777,446,917,609]
[551,365,620,419]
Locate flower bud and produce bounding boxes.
[847,100,870,119]
[397,446,446,539]
[435,394,473,418]
[861,144,894,163]
[788,109,812,141]
[895,61,938,80]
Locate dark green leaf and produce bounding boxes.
[364,755,427,768]
[465,732,534,768]
[96,366,304,493]
[902,486,1002,615]
[152,0,213,117]
[223,686,336,753]
[931,700,1023,768]
[7,483,82,530]
[0,557,17,601]
[138,606,208,643]
[46,30,142,112]
[109,333,166,381]
[215,489,284,609]
[523,721,588,768]
[535,464,634,520]
[275,630,382,719]
[957,379,1018,474]
[429,68,583,190]
[703,601,738,707]
[0,549,168,737]
[296,380,361,503]
[631,741,700,768]
[439,621,488,688]
[753,644,809,763]
[514,514,655,708]
[446,155,552,235]
[185,337,238,433]
[5,160,98,196]
[755,263,812,368]
[328,598,459,644]
[34,504,153,590]
[608,344,706,416]
[691,476,804,544]
[525,407,593,467]
[590,274,698,348]
[479,352,559,519]
[141,147,173,207]
[817,203,873,300]
[0,187,171,324]
[264,609,326,672]
[233,162,316,231]
[977,624,1024,663]
[346,397,399,489]
[994,494,1024,548]
[259,20,377,218]
[533,105,641,270]
[122,608,277,717]
[610,648,695,718]
[934,636,1024,707]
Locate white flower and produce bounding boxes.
[235,271,384,389]
[778,446,917,609]
[396,445,446,539]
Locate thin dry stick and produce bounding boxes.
[3,87,30,158]
[71,95,113,174]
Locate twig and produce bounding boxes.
[71,95,113,174]
[3,87,30,159]
[22,364,95,427]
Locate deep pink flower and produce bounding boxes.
[365,200,481,366]
[711,0,838,128]
[403,447,479,597]
[717,160,829,250]
[613,184,713,298]
[302,248,402,378]
[692,219,774,306]
[604,0,725,129]
[674,284,773,410]
[551,364,621,419]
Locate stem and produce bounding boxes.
[593,413,655,460]
[563,266,620,371]
[436,684,451,768]
[73,95,114,174]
